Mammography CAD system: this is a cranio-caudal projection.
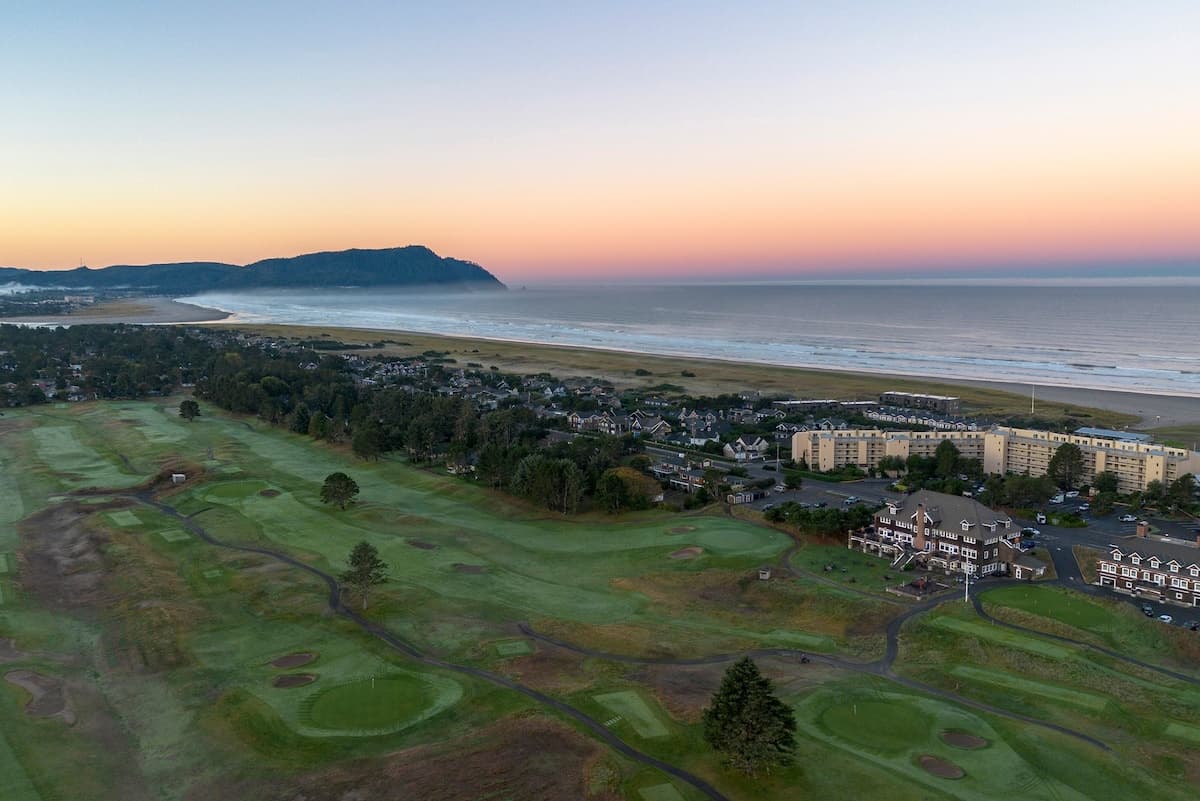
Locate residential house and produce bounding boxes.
[1097,534,1200,608]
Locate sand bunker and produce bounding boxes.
[258,489,281,497]
[273,673,317,688]
[5,670,75,724]
[271,652,317,669]
[669,526,697,534]
[940,730,989,750]
[917,754,965,779]
[453,563,486,574]
[669,546,704,560]
[407,539,437,550]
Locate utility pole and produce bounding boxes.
[963,566,972,602]
[1031,383,1035,416]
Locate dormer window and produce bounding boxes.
[1112,552,1122,561]
[1131,555,1141,566]
[960,520,973,531]
[1149,558,1160,569]
[1169,563,1179,573]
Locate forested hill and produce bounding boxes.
[0,246,505,293]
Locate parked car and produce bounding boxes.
[1077,503,1090,512]
[843,496,860,505]
[774,485,788,493]
[1050,494,1065,504]
[1065,490,1080,498]
[1021,527,1041,537]
[1142,603,1155,616]
[1159,614,1174,624]
[1119,513,1138,523]
[1187,621,1200,631]
[762,503,775,511]
[1035,512,1047,524]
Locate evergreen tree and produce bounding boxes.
[1046,442,1086,490]
[339,540,389,609]
[702,656,797,776]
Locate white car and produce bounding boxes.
[1159,614,1174,624]
[1119,514,1138,523]
[1021,527,1041,537]
[1065,490,1080,499]
[1077,503,1090,512]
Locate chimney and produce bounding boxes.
[914,503,927,550]
[1136,521,1149,538]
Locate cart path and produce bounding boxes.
[134,493,733,801]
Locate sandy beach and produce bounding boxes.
[0,296,230,325]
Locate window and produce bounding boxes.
[1121,567,1137,578]
[1101,563,1117,574]
[1190,568,1199,577]
[1172,578,1187,589]
[1131,556,1141,565]
[1113,553,1122,561]
[1170,564,1179,573]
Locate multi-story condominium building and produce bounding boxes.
[878,391,961,415]
[793,427,1200,493]
[1097,535,1200,608]
[849,490,1043,578]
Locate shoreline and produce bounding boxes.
[6,296,1197,429]
[0,296,230,325]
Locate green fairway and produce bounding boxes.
[982,585,1114,632]
[948,666,1108,712]
[928,616,1077,659]
[595,690,670,738]
[303,672,460,735]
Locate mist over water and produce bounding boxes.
[182,283,1200,398]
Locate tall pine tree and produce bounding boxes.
[703,657,797,776]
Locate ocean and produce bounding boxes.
[181,281,1200,398]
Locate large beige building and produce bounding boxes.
[792,426,1200,492]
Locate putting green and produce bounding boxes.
[928,616,1076,659]
[595,690,669,738]
[949,666,1108,712]
[799,687,1093,801]
[158,529,191,543]
[302,672,463,735]
[820,698,932,754]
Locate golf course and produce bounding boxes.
[1,399,1197,800]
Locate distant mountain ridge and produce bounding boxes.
[0,246,505,293]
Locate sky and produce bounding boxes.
[2,1,1198,282]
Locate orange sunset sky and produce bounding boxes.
[2,2,1198,282]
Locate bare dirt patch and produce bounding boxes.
[668,546,703,560]
[271,652,317,669]
[917,754,965,779]
[258,716,619,801]
[496,649,594,695]
[940,729,989,750]
[273,673,317,688]
[407,539,437,550]
[18,502,109,610]
[5,669,75,724]
[626,664,725,724]
[452,563,485,574]
[258,489,281,498]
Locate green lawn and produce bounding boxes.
[927,616,1078,659]
[594,690,670,738]
[303,673,454,734]
[948,666,1109,712]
